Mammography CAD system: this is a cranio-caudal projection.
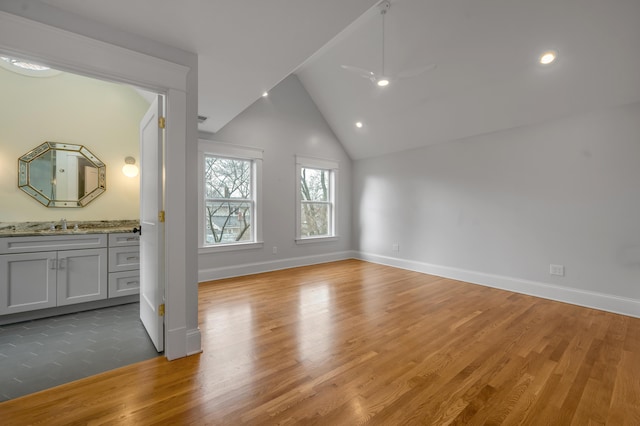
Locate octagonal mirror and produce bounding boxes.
[18,142,106,207]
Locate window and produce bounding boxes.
[296,156,338,242]
[199,141,263,251]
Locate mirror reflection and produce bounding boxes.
[18,142,106,207]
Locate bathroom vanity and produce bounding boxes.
[0,221,139,325]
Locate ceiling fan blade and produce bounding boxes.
[394,63,437,80]
[341,64,378,80]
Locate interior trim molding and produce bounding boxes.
[186,328,203,356]
[357,252,640,319]
[165,326,187,361]
[198,250,358,282]
[0,11,189,91]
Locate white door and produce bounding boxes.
[139,95,165,352]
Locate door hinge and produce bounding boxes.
[158,303,165,316]
[158,116,166,129]
[158,210,165,222]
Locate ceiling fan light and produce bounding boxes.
[539,50,557,65]
[377,78,390,87]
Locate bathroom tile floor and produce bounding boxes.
[0,302,160,401]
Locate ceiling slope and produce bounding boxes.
[26,0,379,132]
[296,0,640,160]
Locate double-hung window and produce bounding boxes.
[296,156,338,242]
[198,141,263,251]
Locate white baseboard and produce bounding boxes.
[165,326,187,361]
[357,252,640,319]
[186,328,202,356]
[198,250,358,282]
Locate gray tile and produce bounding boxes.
[0,302,160,402]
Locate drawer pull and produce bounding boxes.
[126,237,138,241]
[125,281,139,286]
[126,256,140,261]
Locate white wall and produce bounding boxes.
[0,67,147,222]
[199,75,353,281]
[354,102,640,316]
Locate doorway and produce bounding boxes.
[0,8,198,363]
[0,58,164,400]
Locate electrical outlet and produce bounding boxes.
[550,264,564,276]
[272,246,277,254]
[392,243,400,252]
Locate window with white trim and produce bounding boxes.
[198,141,263,251]
[296,156,338,242]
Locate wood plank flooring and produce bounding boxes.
[1,259,639,425]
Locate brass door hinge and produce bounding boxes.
[158,116,166,129]
[158,303,165,316]
[158,210,165,222]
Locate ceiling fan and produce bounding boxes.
[341,0,436,87]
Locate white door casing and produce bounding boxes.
[139,95,165,352]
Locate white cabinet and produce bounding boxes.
[0,234,108,315]
[56,248,108,306]
[108,233,140,298]
[0,252,57,314]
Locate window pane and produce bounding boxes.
[205,201,252,244]
[301,203,329,237]
[204,156,251,199]
[300,167,329,202]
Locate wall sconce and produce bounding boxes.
[122,156,139,178]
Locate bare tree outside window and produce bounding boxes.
[300,167,331,237]
[204,156,253,244]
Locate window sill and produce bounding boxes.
[295,236,339,245]
[199,241,264,254]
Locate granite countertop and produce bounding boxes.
[0,220,139,237]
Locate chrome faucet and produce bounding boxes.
[61,218,67,230]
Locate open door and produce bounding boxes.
[139,95,164,352]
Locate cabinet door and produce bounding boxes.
[0,252,57,315]
[57,248,108,306]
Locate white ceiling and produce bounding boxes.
[297,0,640,159]
[37,0,379,133]
[24,0,640,160]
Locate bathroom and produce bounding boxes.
[0,56,158,400]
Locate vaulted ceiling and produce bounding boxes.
[9,0,640,160]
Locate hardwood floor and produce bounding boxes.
[1,259,639,425]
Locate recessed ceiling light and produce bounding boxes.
[0,56,61,77]
[262,91,268,97]
[355,121,363,128]
[1,56,50,71]
[377,78,390,87]
[539,50,558,65]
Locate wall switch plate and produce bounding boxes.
[392,243,399,252]
[550,264,565,276]
[272,246,277,254]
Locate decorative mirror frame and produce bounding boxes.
[18,141,106,207]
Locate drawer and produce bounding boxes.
[108,232,140,247]
[108,246,140,272]
[108,271,140,298]
[0,234,107,254]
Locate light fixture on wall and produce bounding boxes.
[122,156,139,177]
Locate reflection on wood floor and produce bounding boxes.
[2,259,639,424]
